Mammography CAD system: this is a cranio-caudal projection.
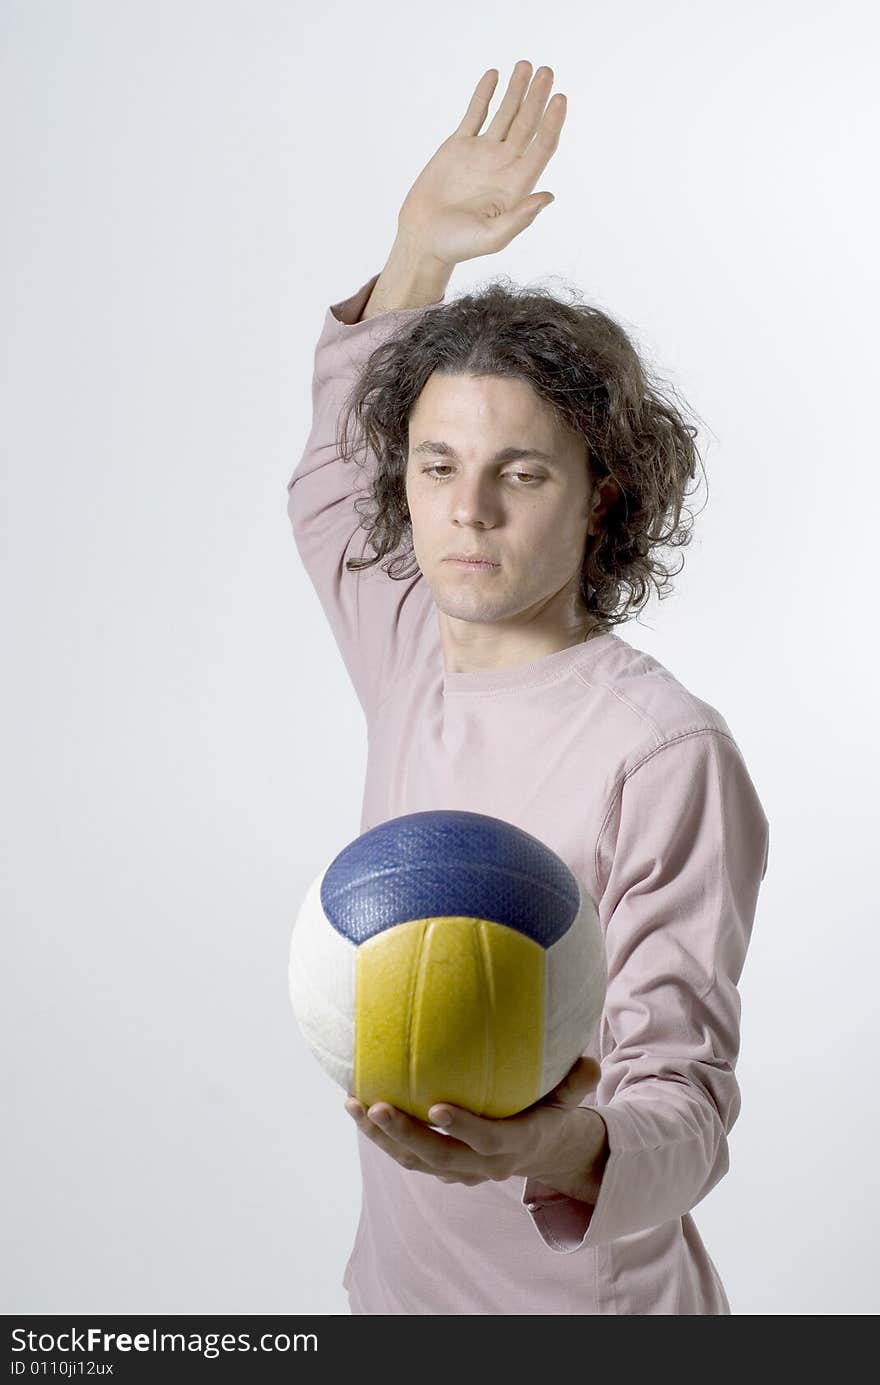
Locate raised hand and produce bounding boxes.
[395,60,567,268]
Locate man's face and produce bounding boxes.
[405,371,599,636]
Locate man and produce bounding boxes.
[287,60,769,1314]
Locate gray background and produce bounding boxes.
[3,0,878,1315]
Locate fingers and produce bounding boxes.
[455,68,500,138]
[516,92,567,187]
[483,59,537,142]
[346,1099,490,1182]
[503,66,559,156]
[346,1100,440,1173]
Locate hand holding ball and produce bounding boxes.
[288,810,606,1123]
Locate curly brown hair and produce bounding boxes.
[337,274,708,631]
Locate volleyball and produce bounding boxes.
[288,809,607,1123]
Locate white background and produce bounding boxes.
[3,0,878,1315]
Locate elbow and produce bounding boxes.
[690,1102,732,1207]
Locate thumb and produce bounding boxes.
[546,1055,601,1108]
[479,191,555,253]
[524,190,555,214]
[512,190,555,230]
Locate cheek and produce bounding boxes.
[404,478,420,525]
[531,500,580,544]
[407,485,442,528]
[530,506,588,574]
[404,469,426,510]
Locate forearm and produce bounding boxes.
[360,233,453,321]
[531,1108,611,1205]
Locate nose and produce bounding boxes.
[448,473,501,526]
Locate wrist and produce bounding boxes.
[532,1108,610,1205]
[360,235,452,320]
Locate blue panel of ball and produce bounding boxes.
[320,809,580,947]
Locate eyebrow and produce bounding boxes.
[411,440,558,465]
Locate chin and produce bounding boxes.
[441,599,508,625]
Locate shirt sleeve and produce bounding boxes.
[286,271,445,718]
[521,727,770,1252]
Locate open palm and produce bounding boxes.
[397,61,567,266]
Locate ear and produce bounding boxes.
[587,475,622,535]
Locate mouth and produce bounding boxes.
[444,557,499,570]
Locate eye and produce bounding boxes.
[420,464,542,485]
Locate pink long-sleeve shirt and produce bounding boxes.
[287,270,771,1315]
